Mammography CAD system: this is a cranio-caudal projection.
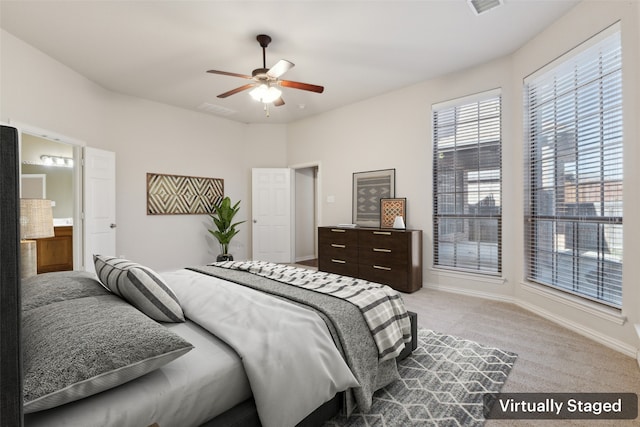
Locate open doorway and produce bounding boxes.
[294,165,319,266]
[19,129,83,272]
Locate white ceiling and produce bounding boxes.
[0,0,579,124]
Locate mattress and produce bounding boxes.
[24,320,251,427]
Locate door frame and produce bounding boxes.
[10,120,86,270]
[289,161,322,261]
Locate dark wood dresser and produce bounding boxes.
[318,226,422,293]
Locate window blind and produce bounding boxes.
[524,24,623,308]
[433,90,502,274]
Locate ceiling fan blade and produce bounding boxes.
[217,83,255,98]
[280,80,324,93]
[267,60,294,79]
[273,97,285,107]
[207,69,253,79]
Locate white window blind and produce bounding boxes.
[524,24,623,308]
[433,90,502,274]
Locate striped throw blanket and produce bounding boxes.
[213,260,411,361]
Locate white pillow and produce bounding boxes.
[93,255,185,322]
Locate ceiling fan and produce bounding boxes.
[207,34,324,108]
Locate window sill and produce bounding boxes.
[430,267,506,286]
[521,281,626,326]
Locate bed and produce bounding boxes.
[21,256,417,427]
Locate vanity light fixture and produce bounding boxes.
[40,155,73,168]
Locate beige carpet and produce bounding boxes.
[401,287,640,426]
[291,263,639,425]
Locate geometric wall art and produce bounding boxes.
[352,168,395,227]
[146,173,224,215]
[380,197,406,228]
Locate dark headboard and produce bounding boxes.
[0,125,23,426]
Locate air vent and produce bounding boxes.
[198,102,237,117]
[468,0,503,15]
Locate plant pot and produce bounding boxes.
[216,254,234,262]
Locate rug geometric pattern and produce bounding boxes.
[146,172,223,215]
[325,329,518,427]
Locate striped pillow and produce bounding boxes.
[93,255,185,323]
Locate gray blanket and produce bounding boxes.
[187,266,399,413]
[212,260,412,360]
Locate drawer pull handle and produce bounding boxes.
[331,244,346,248]
[330,229,346,233]
[373,248,391,253]
[373,265,391,271]
[331,259,346,264]
[373,231,392,235]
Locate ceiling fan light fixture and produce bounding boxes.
[249,84,282,103]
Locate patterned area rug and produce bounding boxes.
[325,329,518,427]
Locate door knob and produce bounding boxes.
[110,223,117,229]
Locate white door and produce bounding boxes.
[83,147,116,273]
[252,168,292,262]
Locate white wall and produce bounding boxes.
[1,29,288,271]
[288,1,640,356]
[3,1,640,357]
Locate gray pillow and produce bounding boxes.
[22,270,111,311]
[93,255,185,323]
[22,294,193,413]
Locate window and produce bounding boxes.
[432,90,502,274]
[524,24,623,308]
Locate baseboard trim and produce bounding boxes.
[517,299,636,358]
[425,282,637,359]
[424,282,515,304]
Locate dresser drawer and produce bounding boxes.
[358,264,408,289]
[358,229,409,253]
[358,246,408,266]
[318,227,358,245]
[318,257,358,277]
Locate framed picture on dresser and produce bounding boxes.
[352,168,395,227]
[380,197,406,229]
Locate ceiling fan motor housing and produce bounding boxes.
[252,68,270,80]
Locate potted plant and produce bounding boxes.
[208,196,246,262]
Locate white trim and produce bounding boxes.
[424,282,514,303]
[424,282,635,358]
[517,298,635,358]
[524,21,621,83]
[8,120,86,147]
[521,281,626,326]
[9,119,86,271]
[635,324,640,369]
[432,87,501,112]
[428,267,507,286]
[289,160,322,259]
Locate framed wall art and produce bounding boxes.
[352,168,395,227]
[380,197,406,229]
[147,173,224,215]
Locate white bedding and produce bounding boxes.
[24,320,251,427]
[25,267,361,427]
[163,268,360,427]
